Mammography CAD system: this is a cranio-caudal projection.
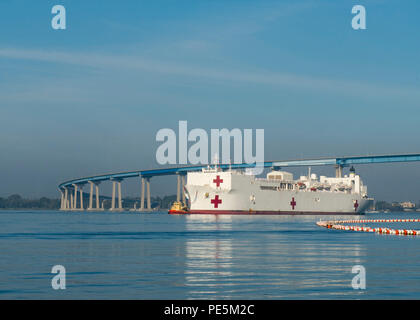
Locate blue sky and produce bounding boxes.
[0,0,419,201]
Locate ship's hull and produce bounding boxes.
[185,170,373,215]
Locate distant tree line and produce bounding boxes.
[0,194,60,209]
[104,195,177,210]
[0,194,178,210]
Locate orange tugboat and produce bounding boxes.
[168,201,189,214]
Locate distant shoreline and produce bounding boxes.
[0,194,176,211]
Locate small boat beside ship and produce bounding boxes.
[168,201,189,214]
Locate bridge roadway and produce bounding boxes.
[58,153,420,211]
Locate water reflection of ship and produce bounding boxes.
[184,215,233,298]
[182,215,366,298]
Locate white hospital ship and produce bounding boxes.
[171,164,373,215]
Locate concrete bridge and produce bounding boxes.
[58,153,420,211]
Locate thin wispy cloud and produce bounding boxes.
[1,47,418,101]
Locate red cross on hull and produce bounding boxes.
[211,195,222,208]
[290,197,297,210]
[354,200,359,211]
[213,175,223,187]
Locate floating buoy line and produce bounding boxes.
[317,219,420,236]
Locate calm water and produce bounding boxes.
[0,210,419,299]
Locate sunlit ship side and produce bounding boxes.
[170,164,373,215]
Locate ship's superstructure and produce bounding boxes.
[181,165,373,215]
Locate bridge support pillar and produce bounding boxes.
[60,190,64,210]
[76,186,84,210]
[111,181,116,210]
[181,174,186,205]
[146,178,151,211]
[335,165,343,178]
[70,193,74,210]
[176,174,181,202]
[140,177,145,211]
[63,188,69,210]
[118,181,123,210]
[110,180,123,211]
[79,186,84,210]
[88,181,102,210]
[72,184,78,210]
[89,182,94,210]
[175,173,186,204]
[96,184,100,210]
